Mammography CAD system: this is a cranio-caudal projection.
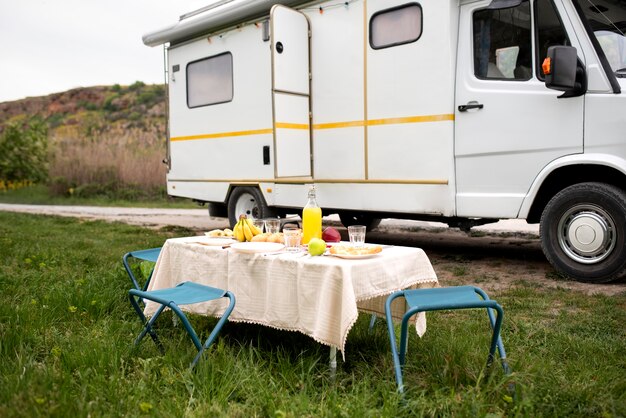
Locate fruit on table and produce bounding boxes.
[267,233,284,244]
[322,227,341,243]
[251,233,270,242]
[308,238,327,256]
[233,215,263,242]
[207,228,234,238]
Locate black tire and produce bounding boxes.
[540,182,626,283]
[338,211,382,232]
[227,187,274,228]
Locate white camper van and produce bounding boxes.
[143,0,626,283]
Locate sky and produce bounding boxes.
[0,0,210,103]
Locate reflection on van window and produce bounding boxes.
[187,53,233,108]
[536,0,571,79]
[370,3,422,49]
[575,0,626,75]
[473,1,532,80]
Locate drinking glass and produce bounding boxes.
[252,218,265,233]
[283,227,302,252]
[348,225,366,247]
[265,219,281,234]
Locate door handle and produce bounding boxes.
[458,102,484,112]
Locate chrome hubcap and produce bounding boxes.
[557,204,616,264]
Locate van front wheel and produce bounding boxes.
[540,182,626,283]
[227,187,273,228]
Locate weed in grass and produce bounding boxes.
[545,269,573,282]
[469,230,487,238]
[0,212,625,417]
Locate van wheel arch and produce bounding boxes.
[527,164,626,224]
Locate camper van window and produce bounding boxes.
[535,0,571,79]
[473,0,532,80]
[186,52,233,108]
[370,3,422,50]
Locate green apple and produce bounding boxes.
[308,238,327,256]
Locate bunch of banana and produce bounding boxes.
[233,215,263,242]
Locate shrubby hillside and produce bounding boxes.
[0,82,168,198]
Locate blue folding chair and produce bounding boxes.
[129,282,236,368]
[385,286,510,393]
[123,247,162,293]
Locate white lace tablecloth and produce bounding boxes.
[144,236,439,356]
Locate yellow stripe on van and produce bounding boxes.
[314,120,366,129]
[275,122,309,129]
[313,114,454,130]
[170,128,273,142]
[367,114,454,126]
[169,114,455,141]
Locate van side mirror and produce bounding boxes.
[542,45,587,98]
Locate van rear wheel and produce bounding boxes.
[227,187,273,228]
[540,182,626,283]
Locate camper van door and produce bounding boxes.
[454,0,584,218]
[271,5,312,178]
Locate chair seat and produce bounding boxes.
[404,285,496,311]
[128,248,162,263]
[132,282,227,306]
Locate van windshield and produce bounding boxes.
[576,0,626,77]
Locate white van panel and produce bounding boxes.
[368,123,454,180]
[167,22,273,186]
[274,93,311,177]
[314,128,365,179]
[308,3,365,180]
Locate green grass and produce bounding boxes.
[0,184,198,208]
[1,212,625,417]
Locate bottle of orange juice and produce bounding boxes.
[302,186,322,244]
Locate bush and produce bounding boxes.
[47,176,76,196]
[129,81,145,91]
[0,118,49,183]
[102,94,119,112]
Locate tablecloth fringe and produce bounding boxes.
[355,277,439,304]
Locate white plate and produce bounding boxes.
[204,233,235,239]
[230,242,285,253]
[329,252,381,260]
[194,237,236,246]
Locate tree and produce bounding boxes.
[0,118,49,183]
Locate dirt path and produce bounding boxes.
[1,203,623,296]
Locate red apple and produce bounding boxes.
[322,226,341,242]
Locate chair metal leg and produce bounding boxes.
[123,253,142,291]
[190,291,236,368]
[474,287,510,374]
[142,268,155,292]
[129,292,164,352]
[169,302,203,351]
[368,314,377,332]
[399,312,415,368]
[385,292,406,393]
